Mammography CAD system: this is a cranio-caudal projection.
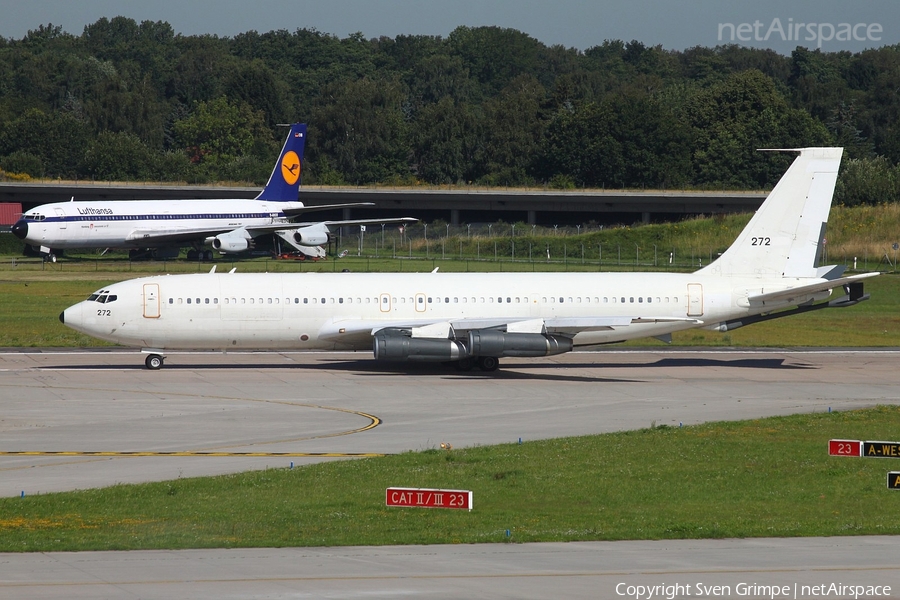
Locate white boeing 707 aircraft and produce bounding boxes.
[11,123,416,260]
[61,147,878,371]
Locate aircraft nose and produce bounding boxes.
[11,219,28,240]
[59,310,65,324]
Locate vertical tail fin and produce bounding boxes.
[697,147,843,279]
[255,123,307,201]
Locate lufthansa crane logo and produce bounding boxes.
[281,151,301,185]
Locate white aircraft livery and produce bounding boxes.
[61,147,879,371]
[11,123,416,260]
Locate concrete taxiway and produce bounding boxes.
[1,349,899,599]
[2,348,899,495]
[2,536,898,600]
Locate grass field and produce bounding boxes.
[2,406,899,552]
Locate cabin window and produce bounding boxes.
[444,297,450,303]
[339,298,344,304]
[321,298,326,304]
[169,298,174,304]
[417,297,424,304]
[638,297,643,303]
[647,297,652,303]
[187,298,191,304]
[205,298,209,304]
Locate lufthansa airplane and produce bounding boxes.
[11,123,416,260]
[61,147,878,371]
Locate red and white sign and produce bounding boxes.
[829,439,862,456]
[386,487,473,511]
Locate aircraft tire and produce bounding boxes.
[145,354,164,370]
[455,357,475,371]
[477,356,499,372]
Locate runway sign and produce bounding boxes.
[863,441,900,458]
[386,487,473,511]
[828,439,861,456]
[888,472,900,489]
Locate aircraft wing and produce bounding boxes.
[292,217,419,228]
[124,227,241,246]
[281,202,375,217]
[744,272,880,306]
[317,315,701,343]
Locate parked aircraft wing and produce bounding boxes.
[281,202,375,216]
[293,217,419,228]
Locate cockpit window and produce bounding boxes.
[25,214,45,221]
[87,291,116,303]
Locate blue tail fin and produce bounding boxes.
[255,123,307,201]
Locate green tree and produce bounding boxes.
[81,130,153,180]
[173,96,273,166]
[411,97,482,184]
[688,70,831,187]
[0,108,89,177]
[308,77,408,183]
[478,75,546,185]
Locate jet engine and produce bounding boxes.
[211,230,253,253]
[292,226,330,246]
[467,330,573,357]
[373,329,467,362]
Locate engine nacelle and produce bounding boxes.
[293,227,329,246]
[211,232,251,253]
[373,330,467,362]
[467,330,573,357]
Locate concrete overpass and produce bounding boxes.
[0,182,767,226]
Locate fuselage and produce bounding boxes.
[61,271,829,353]
[12,199,304,249]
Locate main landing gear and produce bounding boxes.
[145,353,164,370]
[455,356,500,372]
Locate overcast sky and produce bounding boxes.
[1,0,897,54]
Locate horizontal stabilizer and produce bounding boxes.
[745,272,879,306]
